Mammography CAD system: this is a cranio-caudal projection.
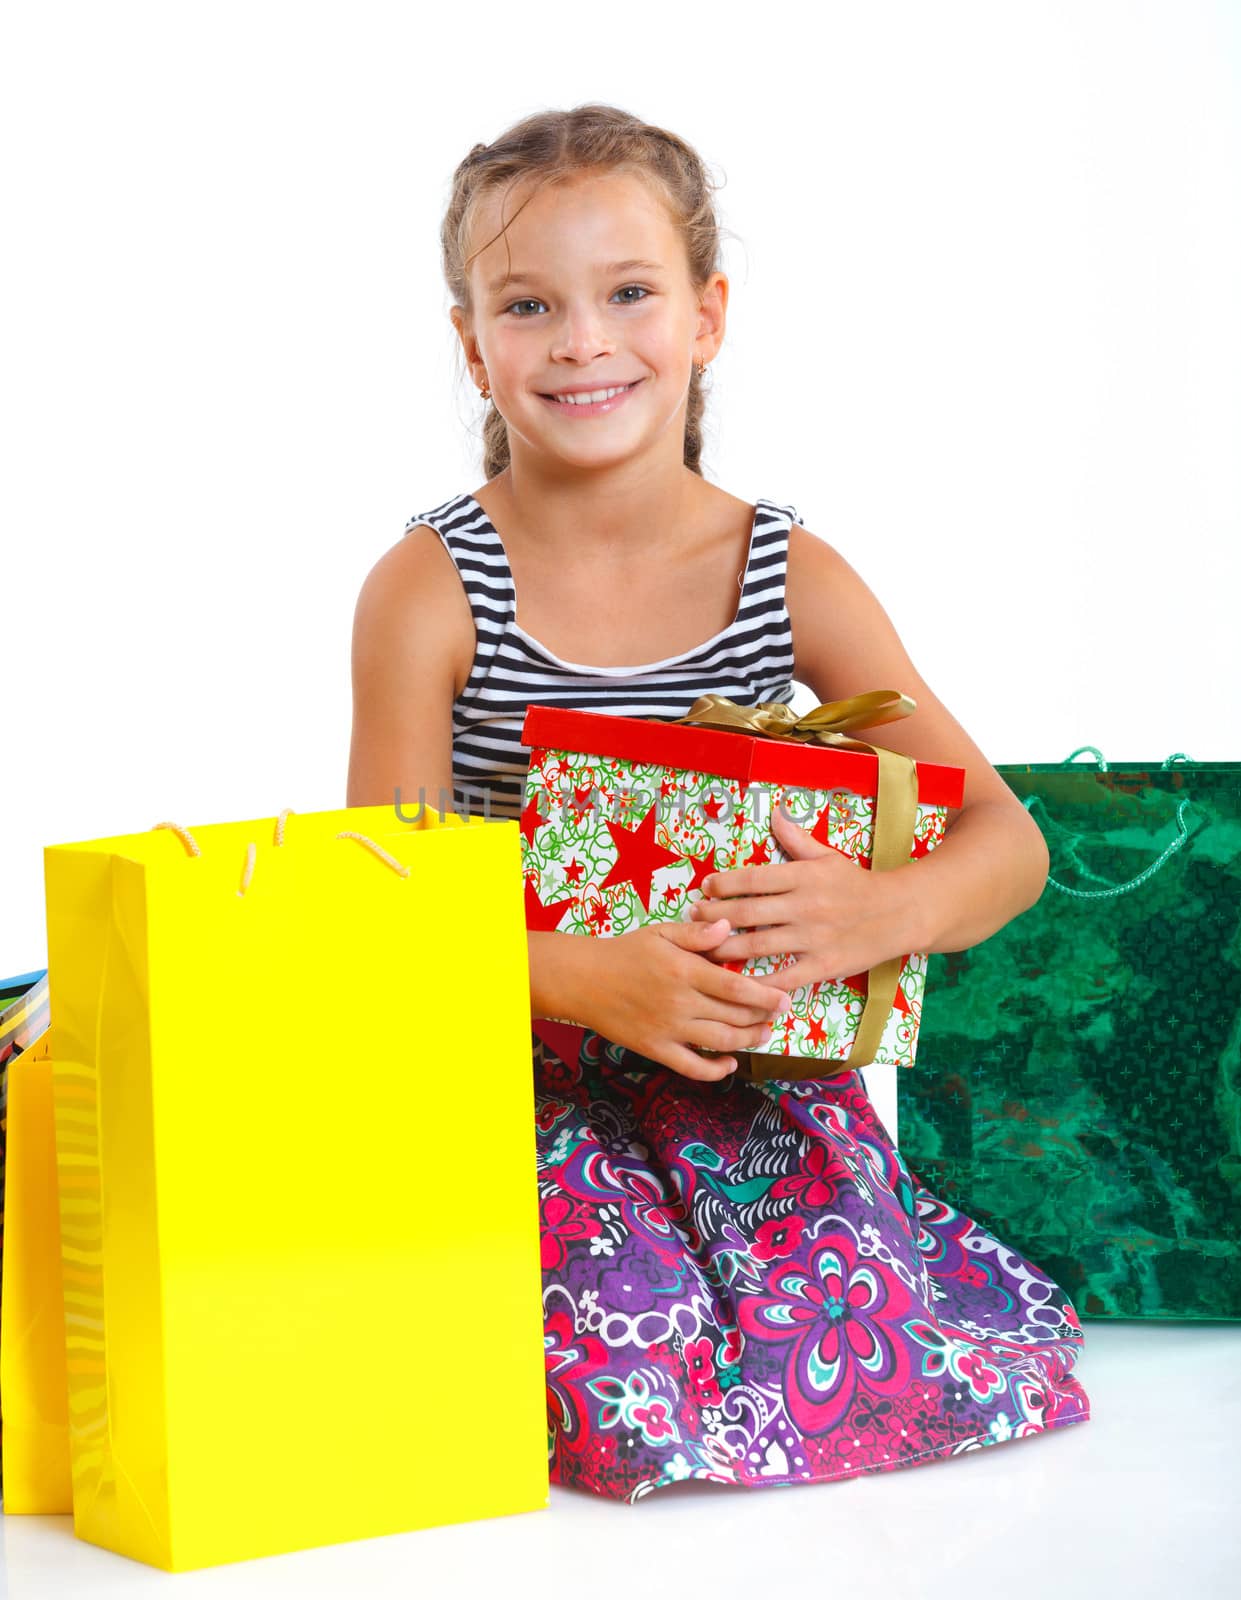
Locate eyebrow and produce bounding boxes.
[486,258,666,296]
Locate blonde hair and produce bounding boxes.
[441,103,735,481]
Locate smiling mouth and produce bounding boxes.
[539,380,643,402]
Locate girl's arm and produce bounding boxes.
[528,931,600,1024]
[346,532,462,813]
[784,525,1049,952]
[887,801,1048,956]
[347,532,597,1025]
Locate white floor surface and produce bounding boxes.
[1,1321,1237,1599]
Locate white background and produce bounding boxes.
[4,0,1238,983]
[2,3,1239,1595]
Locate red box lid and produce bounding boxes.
[521,704,965,808]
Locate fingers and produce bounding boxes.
[664,1044,741,1082]
[686,904,803,971]
[701,967,793,1026]
[699,926,804,966]
[641,919,787,1082]
[668,916,734,949]
[690,1013,781,1060]
[692,892,792,926]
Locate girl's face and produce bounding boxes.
[454,169,726,472]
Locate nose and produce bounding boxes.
[548,303,617,366]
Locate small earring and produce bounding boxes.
[695,357,707,379]
[479,373,491,401]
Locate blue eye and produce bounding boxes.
[504,285,651,318]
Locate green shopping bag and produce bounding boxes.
[897,748,1241,1322]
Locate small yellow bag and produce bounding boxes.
[1,1020,73,1513]
[43,803,545,1571]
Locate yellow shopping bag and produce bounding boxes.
[1,1006,73,1513]
[44,803,545,1571]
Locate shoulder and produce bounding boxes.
[785,521,902,695]
[785,520,1027,822]
[351,521,475,702]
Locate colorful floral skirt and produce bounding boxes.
[534,1021,1091,1505]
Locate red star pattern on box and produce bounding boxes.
[518,748,948,1070]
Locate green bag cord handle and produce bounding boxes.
[1020,748,1200,900]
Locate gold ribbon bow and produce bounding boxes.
[657,689,921,1076]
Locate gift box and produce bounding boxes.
[519,691,965,1082]
[41,802,547,1570]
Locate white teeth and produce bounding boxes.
[551,384,633,405]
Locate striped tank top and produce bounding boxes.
[401,491,802,821]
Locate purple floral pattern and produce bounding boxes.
[533,1020,1090,1503]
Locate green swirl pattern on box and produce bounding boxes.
[896,756,1241,1322]
[520,743,951,1071]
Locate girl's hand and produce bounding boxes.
[573,916,792,1083]
[687,803,912,993]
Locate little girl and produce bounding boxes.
[348,103,1090,1504]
